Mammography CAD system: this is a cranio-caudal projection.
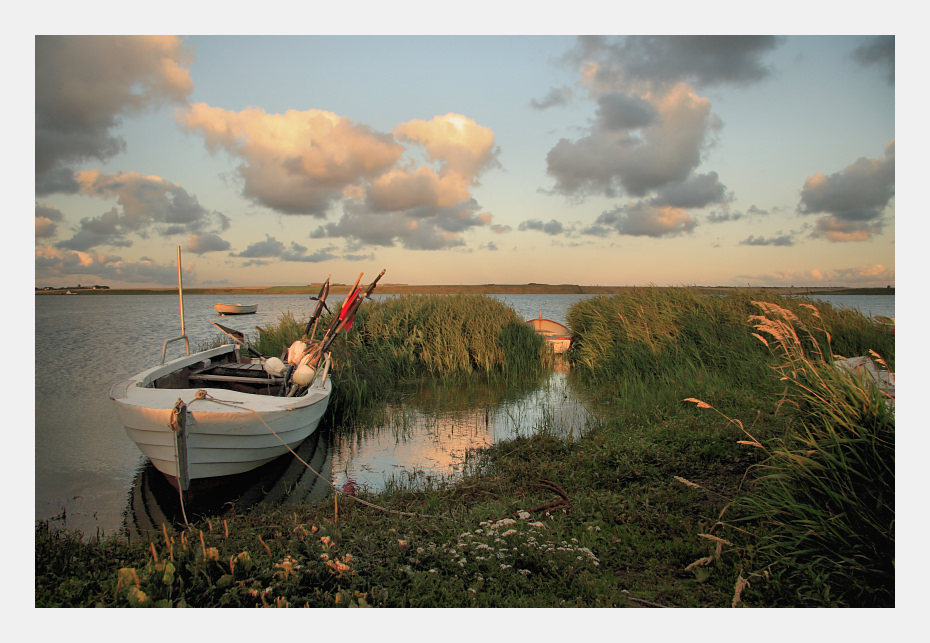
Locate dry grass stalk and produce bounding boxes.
[732,574,751,608]
[674,476,702,489]
[685,556,714,571]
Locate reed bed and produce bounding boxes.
[726,301,894,606]
[567,288,893,420]
[38,288,894,608]
[247,294,550,424]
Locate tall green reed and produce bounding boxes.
[733,301,895,606]
[219,295,549,426]
[565,288,894,421]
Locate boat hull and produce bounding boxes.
[110,345,331,491]
[214,303,258,315]
[525,317,573,353]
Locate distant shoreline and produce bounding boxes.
[36,284,894,296]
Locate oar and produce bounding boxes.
[303,277,331,341]
[317,272,364,349]
[211,320,264,358]
[307,269,386,366]
[287,269,386,397]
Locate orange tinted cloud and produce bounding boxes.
[178,104,404,215]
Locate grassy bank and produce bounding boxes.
[35,289,894,607]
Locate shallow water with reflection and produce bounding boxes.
[35,292,893,537]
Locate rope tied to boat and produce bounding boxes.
[187,389,450,521]
[169,399,186,432]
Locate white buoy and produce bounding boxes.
[263,357,287,377]
[287,340,308,364]
[292,362,316,386]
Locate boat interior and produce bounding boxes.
[153,348,285,396]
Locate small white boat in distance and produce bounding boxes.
[214,303,258,315]
[526,313,573,353]
[110,343,332,496]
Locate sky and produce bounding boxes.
[34,30,897,289]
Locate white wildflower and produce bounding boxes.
[517,511,531,520]
[502,529,518,537]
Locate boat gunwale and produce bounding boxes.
[109,343,332,412]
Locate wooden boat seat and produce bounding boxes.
[189,361,282,385]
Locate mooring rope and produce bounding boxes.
[188,389,450,521]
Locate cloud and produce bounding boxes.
[55,171,228,251]
[546,83,721,199]
[35,36,194,195]
[653,172,729,209]
[389,113,501,198]
[179,108,498,250]
[233,235,285,258]
[740,234,795,247]
[178,104,404,216]
[736,264,894,288]
[798,141,895,242]
[312,200,487,251]
[36,204,65,238]
[35,246,187,285]
[568,35,781,93]
[186,232,231,254]
[519,219,565,235]
[231,235,338,264]
[305,114,499,250]
[851,36,894,85]
[530,85,573,110]
[593,202,698,238]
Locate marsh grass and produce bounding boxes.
[224,294,550,426]
[728,301,894,606]
[37,288,894,608]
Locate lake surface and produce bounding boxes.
[34,292,893,537]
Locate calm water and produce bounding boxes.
[34,292,894,537]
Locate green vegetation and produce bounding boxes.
[36,289,894,607]
[244,294,551,425]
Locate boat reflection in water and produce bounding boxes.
[124,428,333,538]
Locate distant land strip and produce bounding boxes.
[36,284,894,296]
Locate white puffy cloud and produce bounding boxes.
[178,104,404,216]
[179,107,498,250]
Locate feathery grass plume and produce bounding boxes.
[737,301,895,607]
[732,575,750,608]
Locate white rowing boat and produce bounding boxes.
[525,314,573,353]
[109,343,332,496]
[111,249,384,501]
[214,303,258,315]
